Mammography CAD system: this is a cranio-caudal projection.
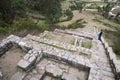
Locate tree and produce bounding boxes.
[12,0,26,17]
[0,0,15,23]
[27,0,62,24]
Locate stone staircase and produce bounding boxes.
[0,27,120,80]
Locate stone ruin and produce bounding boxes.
[0,27,120,80]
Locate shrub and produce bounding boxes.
[13,18,38,31]
[59,9,73,22]
[38,21,48,32]
[0,18,40,34]
[65,9,73,21]
[68,19,85,29]
[70,1,85,12]
[0,26,14,34]
[87,3,97,9]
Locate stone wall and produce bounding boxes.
[101,37,120,80]
[0,33,119,80]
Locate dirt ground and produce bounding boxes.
[58,9,119,45]
[0,46,25,80]
[58,10,114,30]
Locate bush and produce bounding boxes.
[68,19,85,29]
[59,9,73,22]
[13,18,38,31]
[0,18,40,34]
[65,10,73,21]
[70,1,85,12]
[38,21,48,32]
[87,3,97,9]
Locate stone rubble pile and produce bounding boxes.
[18,49,43,70]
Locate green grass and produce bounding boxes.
[70,39,75,45]
[81,40,92,49]
[0,18,50,34]
[93,13,120,56]
[16,67,23,72]
[42,34,50,39]
[77,77,81,80]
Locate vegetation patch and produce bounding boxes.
[81,40,92,49]
[70,39,75,45]
[68,19,86,29]
[42,34,49,38]
[104,29,120,56]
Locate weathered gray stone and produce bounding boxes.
[33,74,44,80]
[30,77,39,80]
[102,70,114,78]
[0,71,3,79]
[10,72,26,80]
[44,76,52,80]
[46,63,63,77]
[0,29,118,80]
[62,68,87,80]
[28,55,36,63]
[23,54,30,60]
[17,59,31,70]
[107,47,116,60]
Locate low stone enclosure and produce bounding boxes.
[0,28,120,80]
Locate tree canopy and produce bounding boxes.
[27,0,62,23]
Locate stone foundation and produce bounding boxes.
[0,28,119,80]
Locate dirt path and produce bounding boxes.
[0,47,25,80]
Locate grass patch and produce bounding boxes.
[42,34,50,39]
[38,21,49,32]
[81,40,92,49]
[77,77,81,80]
[16,67,23,72]
[70,39,75,45]
[0,18,50,34]
[112,45,120,55]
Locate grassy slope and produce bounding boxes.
[93,13,120,55]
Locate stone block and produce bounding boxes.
[17,59,31,70]
[18,41,26,47]
[23,54,30,60]
[61,52,70,62]
[28,55,36,63]
[108,47,116,60]
[62,67,86,80]
[30,77,39,80]
[46,63,63,77]
[104,42,109,49]
[0,71,3,79]
[10,72,26,80]
[102,70,114,78]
